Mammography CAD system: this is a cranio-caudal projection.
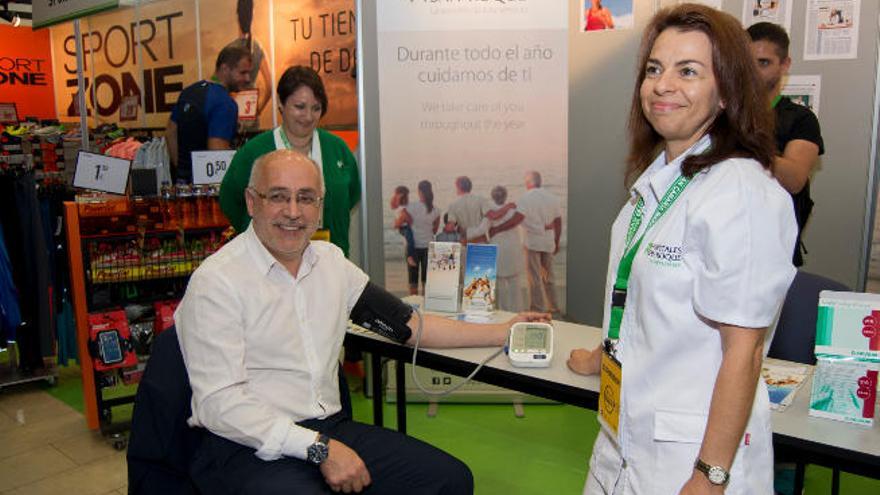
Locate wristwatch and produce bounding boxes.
[694,458,730,486]
[307,433,330,465]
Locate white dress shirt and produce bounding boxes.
[175,225,368,461]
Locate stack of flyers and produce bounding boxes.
[462,244,498,314]
[423,242,462,313]
[762,361,811,412]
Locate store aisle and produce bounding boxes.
[0,386,125,494]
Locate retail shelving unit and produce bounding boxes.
[63,199,229,448]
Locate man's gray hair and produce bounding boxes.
[248,149,325,193]
[525,170,542,188]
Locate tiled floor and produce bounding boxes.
[0,384,126,495]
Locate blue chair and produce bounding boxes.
[769,270,849,495]
[769,270,849,365]
[128,327,353,494]
[127,327,204,494]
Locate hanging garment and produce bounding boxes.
[0,171,52,370]
[0,222,21,349]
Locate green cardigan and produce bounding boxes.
[219,127,361,257]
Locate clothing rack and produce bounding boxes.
[0,345,58,390]
[0,164,59,390]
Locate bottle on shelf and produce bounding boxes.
[194,185,211,227]
[208,184,226,226]
[177,184,195,229]
[160,182,179,229]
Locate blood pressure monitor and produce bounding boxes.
[507,322,554,368]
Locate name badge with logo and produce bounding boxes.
[599,348,622,437]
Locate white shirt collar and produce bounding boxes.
[273,127,325,198]
[242,223,320,279]
[630,134,712,202]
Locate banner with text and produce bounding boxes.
[48,0,357,130]
[50,0,198,128]
[378,1,568,313]
[0,25,57,120]
[273,0,357,127]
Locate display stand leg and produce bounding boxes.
[395,359,406,434]
[793,462,805,495]
[371,352,383,427]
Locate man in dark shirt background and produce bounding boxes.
[166,45,253,183]
[748,22,825,267]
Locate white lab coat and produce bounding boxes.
[585,137,797,494]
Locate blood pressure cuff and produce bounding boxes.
[350,282,413,343]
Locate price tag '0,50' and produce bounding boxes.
[191,150,236,185]
[73,151,132,194]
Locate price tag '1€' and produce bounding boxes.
[73,151,132,194]
[191,150,236,185]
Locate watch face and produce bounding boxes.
[707,466,728,485]
[307,442,329,465]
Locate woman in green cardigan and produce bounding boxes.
[220,65,360,257]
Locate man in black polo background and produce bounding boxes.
[748,22,825,267]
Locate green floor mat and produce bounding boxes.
[38,363,880,494]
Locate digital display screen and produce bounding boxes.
[511,326,548,352]
[525,328,547,349]
[98,331,123,364]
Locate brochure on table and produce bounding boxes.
[809,354,878,426]
[816,291,880,359]
[763,361,811,412]
[809,290,880,427]
[423,242,462,313]
[462,243,498,316]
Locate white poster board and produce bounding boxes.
[191,150,236,185]
[804,0,861,60]
[377,2,568,314]
[73,151,131,194]
[742,0,794,31]
[782,75,822,116]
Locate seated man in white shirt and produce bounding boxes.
[176,149,547,494]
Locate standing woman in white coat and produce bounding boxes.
[568,4,796,494]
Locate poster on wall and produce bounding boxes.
[581,0,633,31]
[781,75,822,116]
[199,0,274,131]
[49,0,198,128]
[32,0,118,29]
[660,0,723,10]
[273,0,357,127]
[0,25,57,121]
[742,0,793,31]
[804,0,861,60]
[377,2,568,314]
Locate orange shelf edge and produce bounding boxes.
[63,201,100,430]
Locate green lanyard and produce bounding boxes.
[607,174,691,340]
[279,127,294,150]
[771,94,782,109]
